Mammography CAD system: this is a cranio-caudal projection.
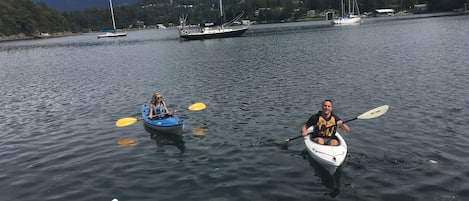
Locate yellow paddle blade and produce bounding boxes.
[117,138,138,147]
[115,117,138,127]
[357,105,389,120]
[188,102,206,111]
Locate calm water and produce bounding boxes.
[1,14,469,201]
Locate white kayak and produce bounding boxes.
[304,126,347,174]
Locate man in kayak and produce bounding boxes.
[148,92,176,119]
[301,99,350,146]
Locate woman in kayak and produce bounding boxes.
[148,92,176,119]
[301,99,350,146]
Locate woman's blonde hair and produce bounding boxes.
[151,92,161,104]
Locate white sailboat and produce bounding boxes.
[332,0,361,25]
[98,0,127,38]
[178,0,249,40]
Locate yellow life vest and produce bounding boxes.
[316,115,336,137]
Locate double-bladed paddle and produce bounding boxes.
[115,102,206,127]
[273,105,389,146]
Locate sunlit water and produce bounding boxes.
[1,14,469,201]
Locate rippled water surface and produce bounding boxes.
[1,14,469,201]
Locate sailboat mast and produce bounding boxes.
[348,0,351,14]
[219,0,223,17]
[341,0,345,16]
[355,0,360,15]
[109,0,117,31]
[219,0,224,27]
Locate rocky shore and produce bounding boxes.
[0,32,77,42]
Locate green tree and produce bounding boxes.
[0,0,72,37]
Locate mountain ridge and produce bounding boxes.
[32,0,137,12]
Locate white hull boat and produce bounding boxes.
[178,0,248,40]
[332,15,361,25]
[98,0,127,39]
[332,0,361,25]
[97,32,127,38]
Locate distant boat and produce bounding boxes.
[178,0,249,40]
[332,0,361,25]
[98,0,127,39]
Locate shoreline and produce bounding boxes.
[1,11,467,42]
[0,31,79,42]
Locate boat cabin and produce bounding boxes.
[375,9,395,16]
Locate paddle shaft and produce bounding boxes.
[343,117,357,124]
[280,105,388,144]
[116,102,206,127]
[148,114,174,119]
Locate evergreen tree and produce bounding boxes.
[1,0,467,38]
[0,0,72,37]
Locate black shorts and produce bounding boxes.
[310,133,337,142]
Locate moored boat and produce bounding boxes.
[97,0,127,39]
[331,14,361,25]
[304,127,347,174]
[97,31,127,39]
[332,0,362,25]
[141,104,184,134]
[179,25,248,40]
[178,0,249,40]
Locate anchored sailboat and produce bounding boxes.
[98,0,127,38]
[332,0,361,25]
[178,0,249,40]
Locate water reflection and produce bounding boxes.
[117,138,139,148]
[143,124,186,153]
[302,150,342,198]
[191,126,207,136]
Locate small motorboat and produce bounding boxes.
[304,126,347,174]
[141,104,184,134]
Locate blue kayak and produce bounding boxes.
[141,104,184,134]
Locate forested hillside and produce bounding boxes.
[30,0,137,12]
[0,0,73,38]
[1,0,468,40]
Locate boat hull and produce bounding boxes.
[180,26,248,40]
[97,32,127,38]
[304,127,347,174]
[141,105,184,134]
[332,17,361,25]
